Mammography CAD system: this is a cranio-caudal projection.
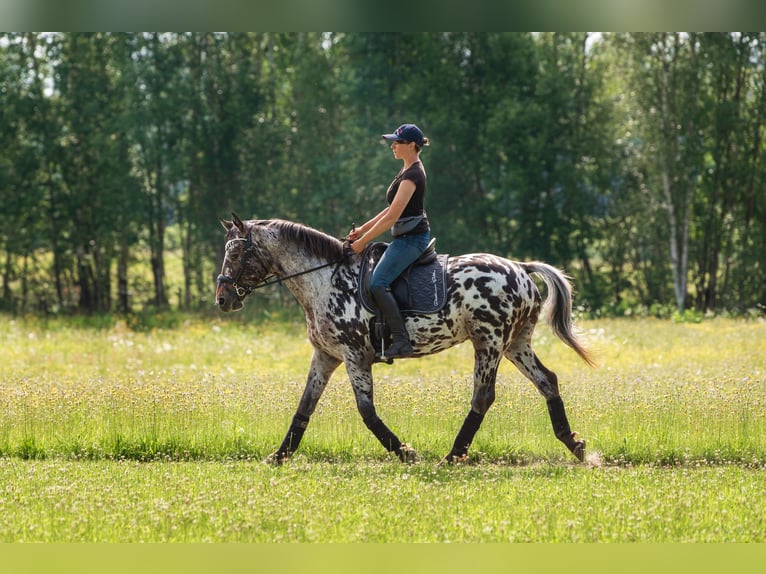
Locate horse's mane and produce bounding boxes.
[262,219,344,261]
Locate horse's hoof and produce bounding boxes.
[570,435,586,462]
[397,443,418,464]
[264,451,288,466]
[439,453,468,466]
[559,431,586,462]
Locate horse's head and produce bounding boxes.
[216,213,271,312]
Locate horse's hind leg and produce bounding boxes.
[505,343,585,462]
[443,346,502,463]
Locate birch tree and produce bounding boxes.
[620,33,705,313]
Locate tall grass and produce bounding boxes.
[1,315,765,542]
[0,315,763,465]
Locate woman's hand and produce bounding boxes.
[346,228,362,242]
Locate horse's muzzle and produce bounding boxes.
[216,283,244,312]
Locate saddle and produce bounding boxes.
[357,238,449,315]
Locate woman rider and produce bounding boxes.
[348,123,431,358]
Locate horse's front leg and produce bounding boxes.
[266,349,341,464]
[345,359,416,463]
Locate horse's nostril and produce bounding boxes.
[218,297,225,307]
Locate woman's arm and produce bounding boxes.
[350,180,416,254]
[348,207,388,240]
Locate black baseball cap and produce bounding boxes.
[382,124,425,147]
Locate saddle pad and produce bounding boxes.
[358,242,449,314]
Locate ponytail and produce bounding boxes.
[415,137,430,152]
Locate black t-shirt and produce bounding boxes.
[385,161,430,235]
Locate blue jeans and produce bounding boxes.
[370,232,431,291]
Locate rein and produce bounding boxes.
[217,231,347,297]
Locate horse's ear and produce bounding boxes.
[220,217,233,231]
[231,212,246,233]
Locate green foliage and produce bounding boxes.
[124,310,183,332]
[1,33,765,317]
[672,308,705,323]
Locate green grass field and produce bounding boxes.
[0,315,764,542]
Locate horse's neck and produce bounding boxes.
[265,241,338,309]
[265,238,327,276]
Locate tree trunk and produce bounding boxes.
[661,171,687,313]
[21,255,28,313]
[150,225,168,310]
[2,252,12,310]
[76,247,94,313]
[117,241,130,314]
[183,225,192,310]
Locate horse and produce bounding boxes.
[215,213,594,464]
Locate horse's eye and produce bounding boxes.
[229,252,240,262]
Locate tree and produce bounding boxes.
[694,33,766,312]
[124,33,190,309]
[618,33,707,313]
[2,33,765,317]
[56,33,141,312]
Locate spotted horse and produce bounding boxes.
[216,214,595,464]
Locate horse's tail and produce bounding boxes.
[522,262,596,367]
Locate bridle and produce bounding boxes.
[217,231,260,298]
[217,229,348,299]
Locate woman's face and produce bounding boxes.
[391,139,413,159]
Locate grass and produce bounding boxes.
[0,314,764,541]
[1,459,763,542]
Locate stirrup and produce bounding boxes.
[382,338,413,359]
[375,335,413,363]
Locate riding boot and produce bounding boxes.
[371,286,413,358]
